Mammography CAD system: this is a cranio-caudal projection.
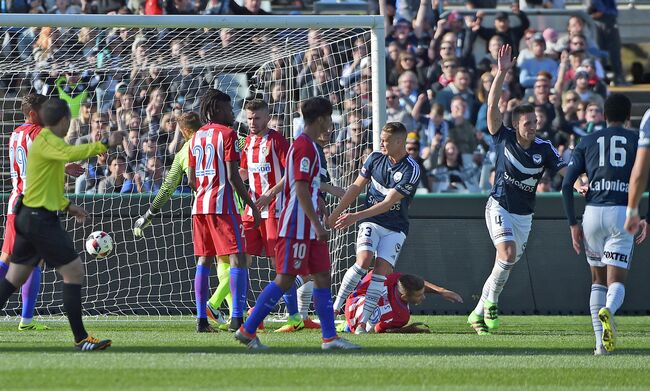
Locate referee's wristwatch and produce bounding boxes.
[100,137,110,148]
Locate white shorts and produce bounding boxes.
[485,197,532,261]
[356,222,406,267]
[582,205,634,270]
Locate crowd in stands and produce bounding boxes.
[0,0,635,194]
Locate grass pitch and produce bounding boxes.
[2,315,650,390]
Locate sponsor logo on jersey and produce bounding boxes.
[604,251,628,263]
[260,146,268,156]
[589,178,629,193]
[248,162,272,173]
[504,172,537,192]
[532,154,542,165]
[393,171,403,182]
[299,157,310,173]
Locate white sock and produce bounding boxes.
[297,280,314,320]
[606,282,625,315]
[590,284,607,349]
[474,259,513,316]
[20,317,32,325]
[333,264,367,312]
[360,273,386,323]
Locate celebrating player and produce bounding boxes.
[467,45,570,335]
[563,94,648,354]
[344,272,462,333]
[1,94,84,331]
[328,121,421,334]
[235,97,360,350]
[0,97,122,350]
[188,89,260,333]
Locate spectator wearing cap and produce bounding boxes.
[435,67,479,123]
[475,2,530,57]
[588,0,624,84]
[519,33,558,89]
[571,68,605,106]
[386,17,420,52]
[565,58,608,100]
[386,88,417,132]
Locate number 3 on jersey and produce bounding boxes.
[597,136,626,167]
[192,142,216,178]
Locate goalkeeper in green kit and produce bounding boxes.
[133,112,235,331]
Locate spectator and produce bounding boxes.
[477,35,504,76]
[572,69,604,107]
[435,67,478,123]
[386,88,416,132]
[75,152,109,194]
[228,0,271,15]
[145,87,166,137]
[428,140,480,193]
[516,28,537,67]
[341,37,368,88]
[66,99,93,144]
[386,17,419,52]
[567,33,605,79]
[475,72,495,135]
[430,59,457,94]
[76,112,108,145]
[54,68,99,119]
[433,11,474,69]
[518,33,558,89]
[405,132,430,192]
[419,103,449,160]
[475,4,530,57]
[397,70,421,115]
[524,75,555,124]
[446,96,480,156]
[140,156,165,193]
[97,155,130,193]
[588,0,625,84]
[388,51,424,89]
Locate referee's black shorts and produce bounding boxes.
[10,205,78,268]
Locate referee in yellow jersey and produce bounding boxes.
[0,98,123,351]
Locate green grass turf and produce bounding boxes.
[2,316,650,390]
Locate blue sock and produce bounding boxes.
[21,266,41,321]
[244,281,284,335]
[0,261,8,280]
[283,283,299,317]
[230,267,249,318]
[314,288,337,339]
[194,265,210,319]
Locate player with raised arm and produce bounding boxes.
[0,97,122,350]
[467,45,570,335]
[1,93,84,331]
[328,122,421,334]
[187,89,261,333]
[235,97,360,350]
[132,112,236,329]
[344,272,462,334]
[562,93,647,355]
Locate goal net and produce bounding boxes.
[0,15,385,319]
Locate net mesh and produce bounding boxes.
[0,21,377,319]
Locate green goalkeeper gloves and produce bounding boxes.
[133,209,156,238]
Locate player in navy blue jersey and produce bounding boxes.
[562,93,648,355]
[329,122,420,334]
[468,45,573,335]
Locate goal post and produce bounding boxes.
[0,14,386,319]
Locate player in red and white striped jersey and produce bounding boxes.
[1,94,84,331]
[188,89,260,333]
[235,97,359,350]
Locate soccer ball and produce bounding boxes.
[85,231,113,258]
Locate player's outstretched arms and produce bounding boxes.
[321,182,345,198]
[327,175,369,227]
[487,44,515,136]
[424,280,463,303]
[335,189,405,230]
[227,160,261,229]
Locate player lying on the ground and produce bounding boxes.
[133,112,235,330]
[343,272,462,333]
[234,97,359,350]
[467,44,580,335]
[562,93,648,355]
[328,122,421,334]
[0,97,122,351]
[188,89,261,333]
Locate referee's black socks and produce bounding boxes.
[0,278,18,308]
[63,283,88,343]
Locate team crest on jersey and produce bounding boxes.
[293,259,302,269]
[300,157,310,173]
[261,146,268,156]
[393,171,403,182]
[532,154,542,164]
